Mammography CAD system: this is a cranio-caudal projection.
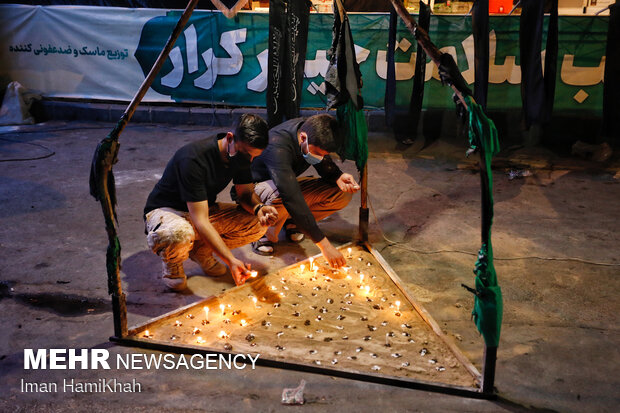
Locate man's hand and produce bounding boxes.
[336,173,360,193]
[257,205,278,226]
[227,257,251,286]
[317,237,346,268]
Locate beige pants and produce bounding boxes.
[254,177,352,241]
[145,203,267,264]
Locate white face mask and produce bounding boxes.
[301,139,323,165]
[227,139,237,157]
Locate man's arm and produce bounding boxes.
[235,183,278,226]
[267,149,346,268]
[186,200,250,285]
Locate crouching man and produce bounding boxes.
[144,114,278,291]
[250,114,359,268]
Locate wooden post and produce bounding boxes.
[102,0,201,338]
[482,345,497,394]
[359,164,369,242]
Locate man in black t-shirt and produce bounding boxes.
[144,114,278,291]
[250,114,359,268]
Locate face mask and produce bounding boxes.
[227,139,237,157]
[301,140,323,165]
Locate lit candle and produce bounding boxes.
[359,273,364,282]
[143,330,150,338]
[345,275,352,280]
[203,306,209,322]
[252,297,258,308]
[309,257,314,270]
[395,300,401,316]
[300,264,305,274]
[347,247,352,258]
[220,304,225,315]
[250,271,258,278]
[365,285,370,294]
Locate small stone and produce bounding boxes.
[314,360,322,365]
[250,342,257,347]
[292,312,300,317]
[387,331,395,337]
[401,361,410,367]
[372,304,381,310]
[275,345,285,351]
[304,320,311,326]
[319,307,328,313]
[336,325,344,330]
[370,353,378,358]
[360,316,368,321]
[363,336,372,341]
[436,366,446,372]
[420,348,428,356]
[323,337,333,342]
[170,335,179,340]
[186,314,194,319]
[261,320,271,327]
[309,349,317,354]
[391,353,402,358]
[367,262,372,266]
[315,329,323,333]
[429,359,437,364]
[401,323,412,329]
[223,343,233,351]
[347,356,357,360]
[401,332,411,337]
[356,347,364,352]
[273,303,280,308]
[334,351,342,355]
[331,359,338,365]
[327,298,334,304]
[245,334,255,342]
[276,331,284,337]
[337,315,346,320]
[306,334,313,339]
[342,336,348,340]
[371,365,381,371]
[381,321,388,326]
[316,316,322,321]
[367,325,377,331]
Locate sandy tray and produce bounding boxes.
[115,243,481,393]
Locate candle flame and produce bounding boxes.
[300,264,305,272]
[396,300,401,309]
[240,319,247,326]
[250,271,258,278]
[252,297,257,304]
[144,330,150,337]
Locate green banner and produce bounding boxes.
[135,12,607,112]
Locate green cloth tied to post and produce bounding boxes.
[465,95,503,348]
[337,100,368,171]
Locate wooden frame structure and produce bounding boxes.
[92,0,499,400]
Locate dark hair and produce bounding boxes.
[234,113,269,149]
[299,114,341,153]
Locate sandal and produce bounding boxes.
[252,237,274,256]
[285,223,305,243]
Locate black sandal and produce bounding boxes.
[252,237,274,256]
